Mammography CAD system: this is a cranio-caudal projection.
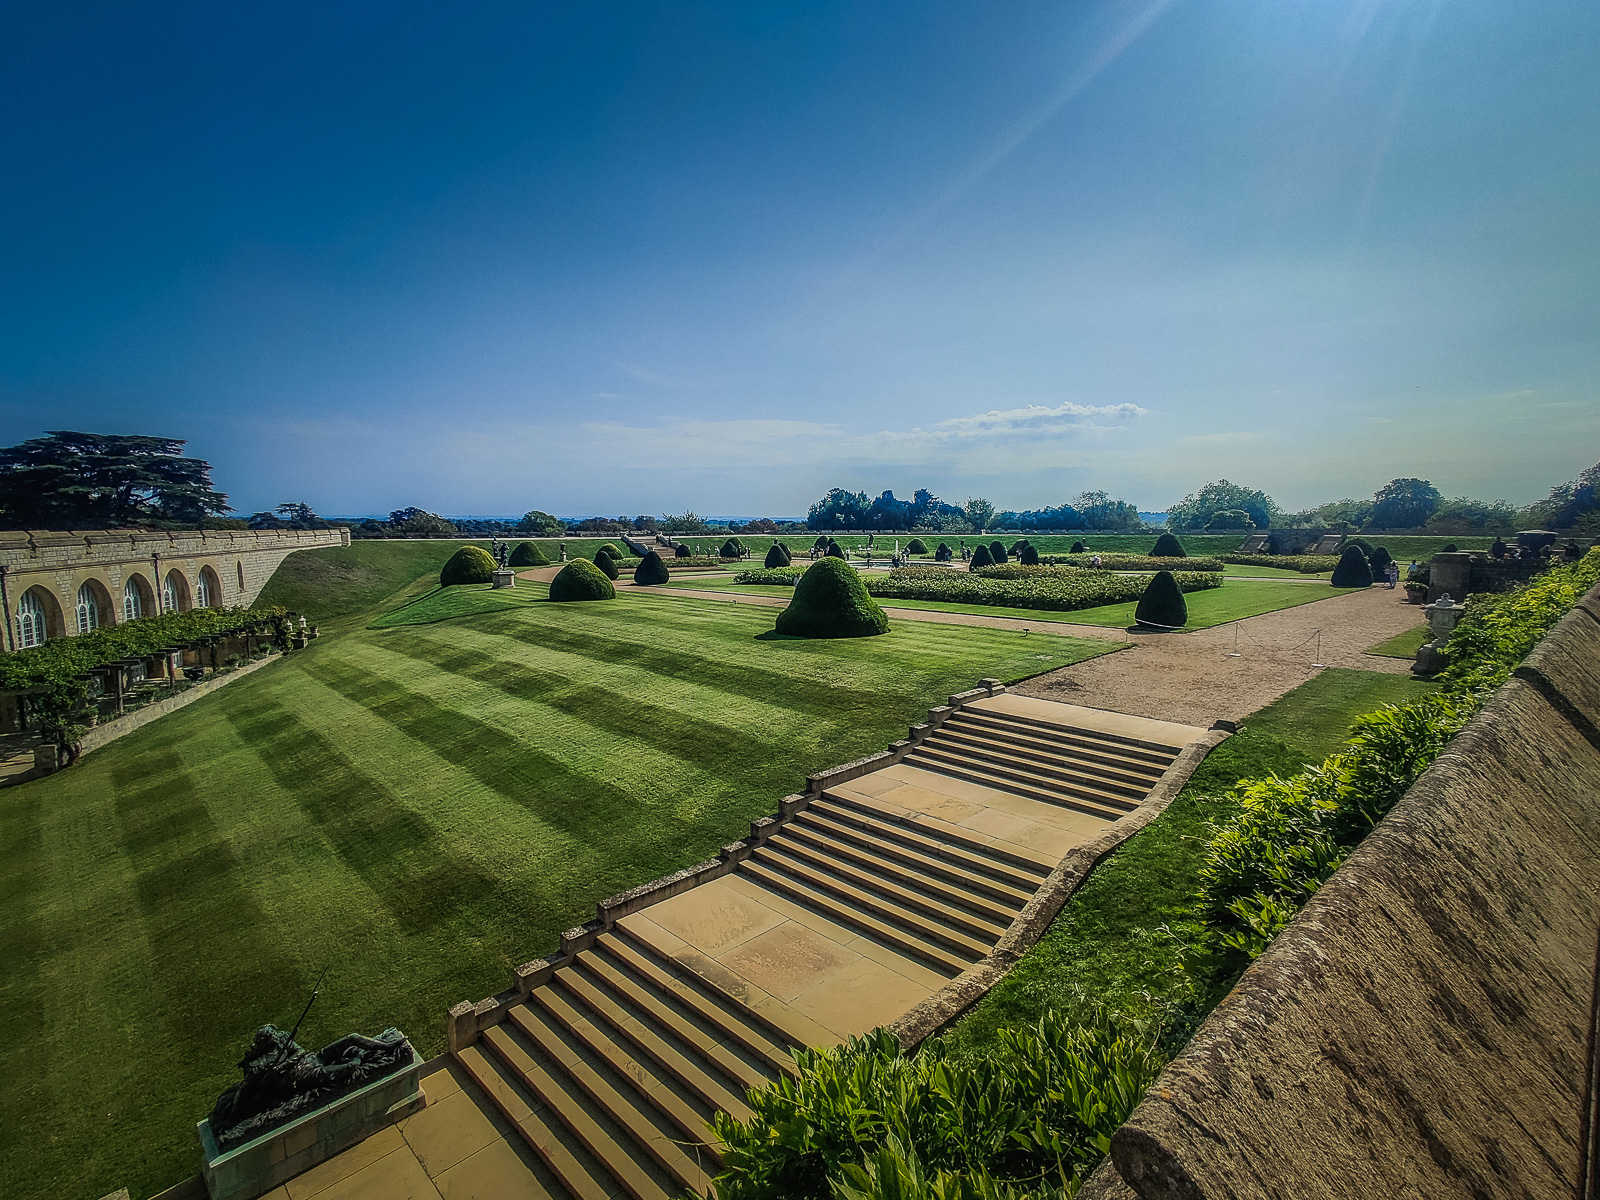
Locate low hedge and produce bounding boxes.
[1220,554,1340,573]
[865,566,1223,613]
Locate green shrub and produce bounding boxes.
[906,538,929,556]
[508,541,547,567]
[988,540,1008,564]
[1134,570,1187,629]
[675,544,692,558]
[969,544,994,569]
[1019,543,1041,566]
[710,1014,1161,1199]
[1150,532,1186,558]
[633,551,671,585]
[764,543,790,569]
[1070,541,1086,554]
[439,545,497,585]
[591,551,620,580]
[548,559,616,601]
[774,558,889,638]
[826,542,847,560]
[1330,545,1373,588]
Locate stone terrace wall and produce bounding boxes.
[0,527,348,651]
[1093,581,1600,1200]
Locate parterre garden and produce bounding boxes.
[0,540,1120,1200]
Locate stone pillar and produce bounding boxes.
[1428,552,1474,603]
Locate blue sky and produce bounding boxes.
[2,0,1596,517]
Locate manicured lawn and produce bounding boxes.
[1367,624,1430,659]
[1,549,1120,1200]
[946,668,1440,1051]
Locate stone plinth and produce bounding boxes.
[198,1046,424,1200]
[492,569,516,589]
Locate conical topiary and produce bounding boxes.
[440,545,497,585]
[1368,546,1393,573]
[549,558,616,601]
[774,558,890,639]
[764,543,789,568]
[1070,541,1086,554]
[1151,532,1186,558]
[988,541,1008,564]
[906,538,928,555]
[675,544,692,558]
[826,542,847,559]
[592,551,620,580]
[634,550,671,585]
[1134,570,1187,629]
[508,541,547,567]
[970,543,994,569]
[1330,545,1373,588]
[1019,543,1041,565]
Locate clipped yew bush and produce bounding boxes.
[440,545,497,586]
[1019,543,1041,565]
[1331,545,1374,588]
[1150,532,1187,558]
[764,543,791,569]
[633,551,671,585]
[907,538,928,555]
[969,544,994,569]
[774,558,889,639]
[549,558,616,601]
[508,541,548,567]
[1134,570,1188,629]
[988,540,1008,564]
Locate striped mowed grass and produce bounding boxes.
[1,557,1118,1200]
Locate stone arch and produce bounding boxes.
[76,578,115,634]
[197,565,222,609]
[123,573,154,622]
[162,568,192,613]
[15,585,65,648]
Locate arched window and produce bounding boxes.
[76,584,100,634]
[195,570,213,608]
[124,579,143,622]
[16,591,47,649]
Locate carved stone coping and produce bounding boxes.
[886,726,1231,1049]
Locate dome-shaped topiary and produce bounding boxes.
[826,542,847,559]
[1019,543,1041,565]
[440,545,497,585]
[1368,546,1393,572]
[549,558,616,601]
[1150,532,1186,558]
[1070,541,1086,554]
[634,551,671,585]
[988,541,1008,564]
[1134,571,1187,629]
[774,558,890,639]
[969,543,994,569]
[764,543,790,568]
[591,551,620,580]
[720,538,743,559]
[1330,545,1374,588]
[906,538,928,555]
[508,541,547,567]
[675,544,692,558]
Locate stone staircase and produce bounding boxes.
[440,693,1212,1200]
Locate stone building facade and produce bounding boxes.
[2,526,348,652]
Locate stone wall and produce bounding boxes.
[1090,580,1600,1200]
[0,527,348,651]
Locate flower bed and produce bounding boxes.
[862,566,1223,613]
[1220,554,1341,573]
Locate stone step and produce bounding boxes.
[590,935,800,1078]
[507,1000,719,1169]
[904,749,1135,820]
[741,853,983,971]
[480,1021,687,1200]
[815,793,1054,883]
[793,807,1037,908]
[765,827,1016,935]
[541,968,755,1122]
[949,709,1178,768]
[454,1041,627,1200]
[928,725,1164,794]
